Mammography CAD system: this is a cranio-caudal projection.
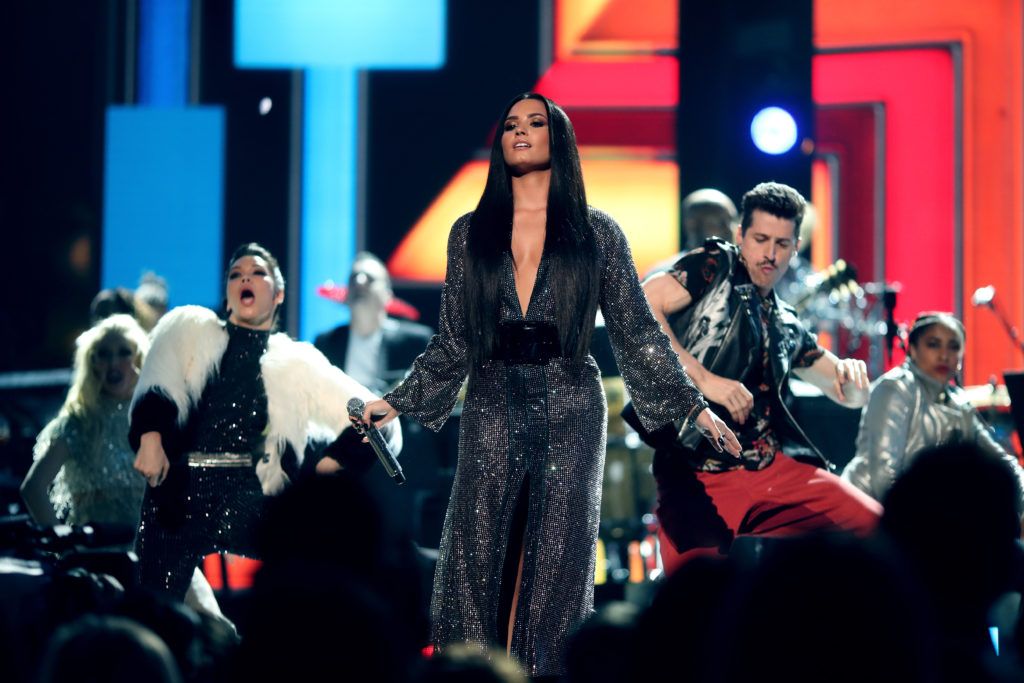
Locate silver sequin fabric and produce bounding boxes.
[843,359,1024,505]
[386,209,705,676]
[34,400,145,528]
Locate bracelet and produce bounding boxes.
[677,398,709,436]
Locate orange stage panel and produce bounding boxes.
[810,157,834,273]
[556,0,676,59]
[390,152,679,283]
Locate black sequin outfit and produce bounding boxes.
[385,210,706,676]
[135,322,270,599]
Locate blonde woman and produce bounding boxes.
[21,314,150,528]
[21,313,231,628]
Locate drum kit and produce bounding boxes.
[780,256,900,378]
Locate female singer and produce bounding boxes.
[362,93,738,676]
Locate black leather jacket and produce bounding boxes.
[628,238,831,469]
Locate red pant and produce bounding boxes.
[655,453,882,575]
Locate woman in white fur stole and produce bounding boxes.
[130,243,400,601]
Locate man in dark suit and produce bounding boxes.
[314,253,446,553]
[314,252,433,395]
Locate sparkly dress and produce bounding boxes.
[385,210,705,676]
[33,400,145,528]
[134,322,270,599]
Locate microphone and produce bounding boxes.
[346,397,405,485]
[972,285,995,307]
[971,284,1024,356]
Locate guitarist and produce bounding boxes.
[635,182,882,573]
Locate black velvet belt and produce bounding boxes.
[494,320,564,365]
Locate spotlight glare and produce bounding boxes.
[259,97,273,115]
[750,107,798,155]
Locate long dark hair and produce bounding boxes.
[464,93,599,368]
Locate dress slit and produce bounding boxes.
[497,473,531,647]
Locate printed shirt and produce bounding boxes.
[670,244,824,471]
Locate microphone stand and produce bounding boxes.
[882,286,899,364]
[988,307,1024,356]
[974,288,1024,357]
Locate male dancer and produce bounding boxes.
[638,182,881,572]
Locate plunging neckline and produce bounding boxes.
[510,248,546,320]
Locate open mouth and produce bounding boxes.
[240,288,255,306]
[514,142,530,149]
[106,370,124,385]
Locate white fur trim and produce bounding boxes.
[261,335,373,457]
[131,306,383,496]
[258,336,375,494]
[131,306,227,425]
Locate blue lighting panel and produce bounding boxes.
[137,0,189,106]
[299,70,357,341]
[102,107,225,310]
[235,0,446,68]
[234,0,447,340]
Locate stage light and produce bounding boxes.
[750,107,798,155]
[680,1,811,202]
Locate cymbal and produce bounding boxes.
[962,383,1011,408]
[861,281,903,295]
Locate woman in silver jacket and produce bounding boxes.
[843,312,1024,503]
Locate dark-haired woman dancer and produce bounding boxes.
[131,243,395,601]
[843,311,1024,503]
[363,93,738,677]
